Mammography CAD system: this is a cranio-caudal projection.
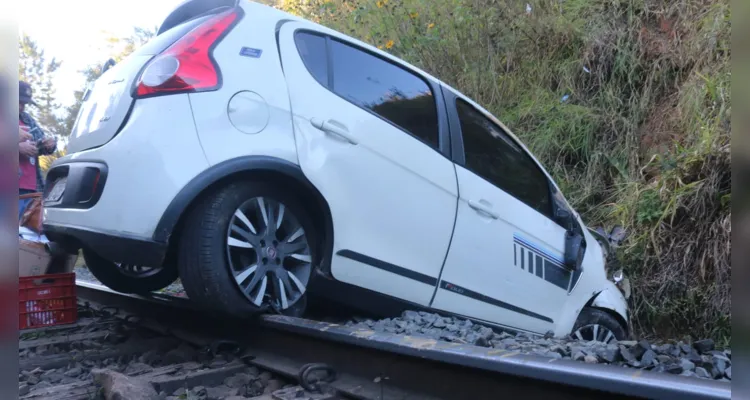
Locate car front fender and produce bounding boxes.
[591,282,629,326]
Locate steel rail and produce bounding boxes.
[75,280,731,400]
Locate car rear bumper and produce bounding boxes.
[41,94,209,266]
[43,161,108,210]
[42,223,167,266]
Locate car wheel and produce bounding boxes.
[178,181,316,318]
[82,248,178,294]
[570,307,627,343]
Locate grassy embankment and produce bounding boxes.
[280,0,731,343]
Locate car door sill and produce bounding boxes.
[335,249,553,325]
[437,281,554,324]
[308,272,547,337]
[336,249,438,286]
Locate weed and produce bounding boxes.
[636,189,663,225]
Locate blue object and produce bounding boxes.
[240,47,263,58]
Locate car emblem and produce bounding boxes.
[266,247,277,259]
[239,47,262,58]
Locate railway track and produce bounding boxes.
[22,280,732,400]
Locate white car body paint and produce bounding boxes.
[66,55,154,154]
[278,20,458,306]
[43,94,209,238]
[433,164,572,335]
[591,282,629,324]
[553,228,618,337]
[42,0,628,339]
[189,6,299,167]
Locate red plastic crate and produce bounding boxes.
[19,273,77,330]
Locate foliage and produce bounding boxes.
[18,27,156,172]
[18,34,65,136]
[38,147,67,176]
[281,0,731,341]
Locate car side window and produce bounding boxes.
[329,39,439,149]
[294,31,329,88]
[456,98,552,218]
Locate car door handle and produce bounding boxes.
[310,118,358,145]
[468,200,499,219]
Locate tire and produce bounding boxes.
[82,248,178,294]
[178,181,318,318]
[570,307,627,343]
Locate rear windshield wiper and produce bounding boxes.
[101,58,116,74]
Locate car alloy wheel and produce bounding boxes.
[226,196,311,311]
[572,323,617,343]
[115,263,162,278]
[82,248,178,294]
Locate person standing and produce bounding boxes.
[18,81,56,219]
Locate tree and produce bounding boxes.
[39,147,66,175]
[18,34,64,136]
[58,67,101,138]
[59,26,157,136]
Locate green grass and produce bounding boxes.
[280,0,731,342]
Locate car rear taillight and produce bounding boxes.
[135,8,240,97]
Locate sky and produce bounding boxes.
[18,0,184,107]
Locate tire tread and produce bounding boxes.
[178,181,316,317]
[572,307,628,340]
[82,249,177,294]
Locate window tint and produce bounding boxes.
[329,39,439,148]
[456,99,552,217]
[295,32,329,87]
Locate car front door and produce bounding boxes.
[277,23,458,306]
[431,94,573,335]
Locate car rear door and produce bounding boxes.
[277,23,458,306]
[431,93,572,335]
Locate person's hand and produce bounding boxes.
[42,136,56,151]
[19,129,32,142]
[19,141,38,157]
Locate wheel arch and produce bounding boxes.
[155,155,334,273]
[584,287,630,338]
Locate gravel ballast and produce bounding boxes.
[343,310,731,381]
[73,266,731,382]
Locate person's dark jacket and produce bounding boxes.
[19,111,56,191]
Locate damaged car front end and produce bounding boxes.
[589,226,631,301]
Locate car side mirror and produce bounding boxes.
[550,186,585,270]
[564,230,585,271]
[554,207,575,232]
[555,207,585,270]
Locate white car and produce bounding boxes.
[43,0,629,342]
